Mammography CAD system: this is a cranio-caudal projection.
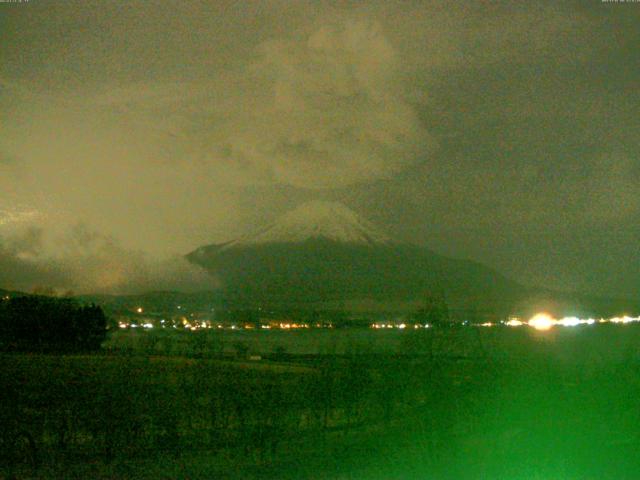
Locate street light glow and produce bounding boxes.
[528,313,555,331]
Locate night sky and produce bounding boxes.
[0,0,638,296]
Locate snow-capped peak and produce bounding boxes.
[224,201,393,248]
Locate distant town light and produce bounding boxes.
[610,316,640,324]
[136,307,143,313]
[528,313,555,331]
[557,316,580,327]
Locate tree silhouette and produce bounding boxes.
[0,295,107,352]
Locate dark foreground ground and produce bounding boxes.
[3,326,640,479]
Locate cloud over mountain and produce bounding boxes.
[0,224,217,295]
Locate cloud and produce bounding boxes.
[0,223,218,294]
[80,18,432,189]
[575,153,640,223]
[245,19,430,187]
[42,4,598,192]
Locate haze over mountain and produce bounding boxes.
[187,201,636,317]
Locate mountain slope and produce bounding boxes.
[186,201,531,313]
[194,240,524,310]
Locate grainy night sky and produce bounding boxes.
[0,0,638,296]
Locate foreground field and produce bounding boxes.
[3,326,640,479]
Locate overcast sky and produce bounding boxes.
[0,0,638,296]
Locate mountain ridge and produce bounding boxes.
[186,201,525,313]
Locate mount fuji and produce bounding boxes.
[186,201,530,313]
[186,201,631,316]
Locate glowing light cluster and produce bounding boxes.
[501,313,640,330]
[528,313,555,331]
[610,316,639,324]
[371,323,430,330]
[557,316,580,327]
[277,322,309,329]
[505,319,523,327]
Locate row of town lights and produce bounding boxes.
[506,313,640,331]
[127,306,639,332]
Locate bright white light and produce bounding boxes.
[136,307,143,313]
[480,322,493,327]
[528,313,556,331]
[506,319,523,327]
[557,316,580,327]
[609,316,640,324]
[143,323,153,329]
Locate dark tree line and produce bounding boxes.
[0,295,107,352]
